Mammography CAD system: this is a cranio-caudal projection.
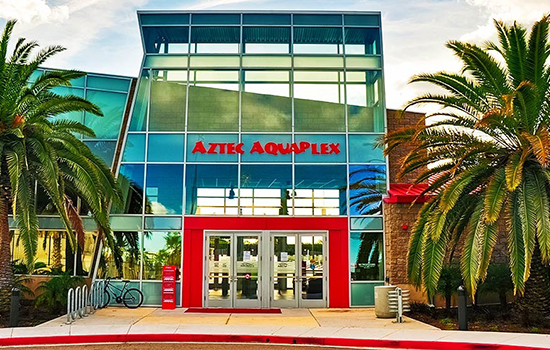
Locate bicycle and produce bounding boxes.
[100,277,144,309]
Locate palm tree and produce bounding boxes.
[384,15,550,320]
[0,20,122,311]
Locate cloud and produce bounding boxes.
[0,0,69,23]
[461,0,549,43]
[1,0,148,75]
[186,0,255,10]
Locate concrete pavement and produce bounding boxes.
[0,307,548,349]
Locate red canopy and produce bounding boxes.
[383,183,432,204]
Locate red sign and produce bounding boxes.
[192,141,340,156]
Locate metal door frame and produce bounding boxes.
[204,231,263,308]
[269,231,328,308]
[204,230,328,308]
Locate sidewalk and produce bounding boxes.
[0,307,548,349]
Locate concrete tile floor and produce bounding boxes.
[14,307,549,349]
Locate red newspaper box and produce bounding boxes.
[162,265,177,309]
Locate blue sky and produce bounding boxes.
[0,0,548,110]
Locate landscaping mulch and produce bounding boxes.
[0,299,62,328]
[407,303,550,334]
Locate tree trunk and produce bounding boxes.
[514,244,550,325]
[445,290,452,314]
[51,233,62,270]
[0,191,13,315]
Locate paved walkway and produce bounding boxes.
[0,308,548,349]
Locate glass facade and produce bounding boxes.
[113,11,387,306]
[14,12,387,308]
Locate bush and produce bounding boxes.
[34,272,84,313]
[437,264,462,312]
[479,264,514,310]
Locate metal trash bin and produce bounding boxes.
[374,285,397,318]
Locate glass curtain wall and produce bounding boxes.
[113,11,387,306]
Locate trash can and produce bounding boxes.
[375,285,397,318]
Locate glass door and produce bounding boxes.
[206,235,232,307]
[234,235,261,308]
[271,234,298,308]
[206,233,261,308]
[270,233,327,308]
[299,234,326,308]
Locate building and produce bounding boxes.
[12,11,425,308]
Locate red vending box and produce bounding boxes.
[162,265,177,309]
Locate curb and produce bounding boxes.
[0,333,548,350]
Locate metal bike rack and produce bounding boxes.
[67,280,105,324]
[388,287,410,323]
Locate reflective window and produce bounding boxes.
[115,164,144,214]
[348,134,384,163]
[345,28,380,55]
[149,71,186,131]
[240,165,292,215]
[294,134,346,163]
[347,71,384,132]
[148,134,184,162]
[146,164,184,215]
[294,71,345,132]
[50,86,84,124]
[344,14,380,27]
[349,165,386,215]
[142,27,189,54]
[129,70,149,132]
[191,14,240,25]
[185,164,238,215]
[87,76,130,92]
[294,14,342,25]
[189,56,240,68]
[241,134,292,162]
[295,165,346,215]
[242,55,292,68]
[84,141,116,166]
[98,231,141,280]
[188,70,239,131]
[80,232,98,275]
[242,71,291,131]
[191,26,240,53]
[122,134,146,163]
[84,90,127,139]
[145,217,182,230]
[143,231,182,280]
[140,13,189,25]
[186,133,239,162]
[243,14,291,25]
[350,217,383,230]
[350,232,383,281]
[293,27,343,54]
[243,27,290,54]
[293,56,344,68]
[12,231,66,273]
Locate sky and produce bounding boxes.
[0,0,549,111]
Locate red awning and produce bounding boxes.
[383,183,432,204]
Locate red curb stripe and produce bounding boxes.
[0,333,547,350]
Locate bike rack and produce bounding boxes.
[67,280,105,325]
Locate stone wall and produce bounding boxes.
[383,201,422,285]
[386,109,425,184]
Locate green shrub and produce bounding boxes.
[437,264,462,312]
[34,272,84,313]
[479,264,514,310]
